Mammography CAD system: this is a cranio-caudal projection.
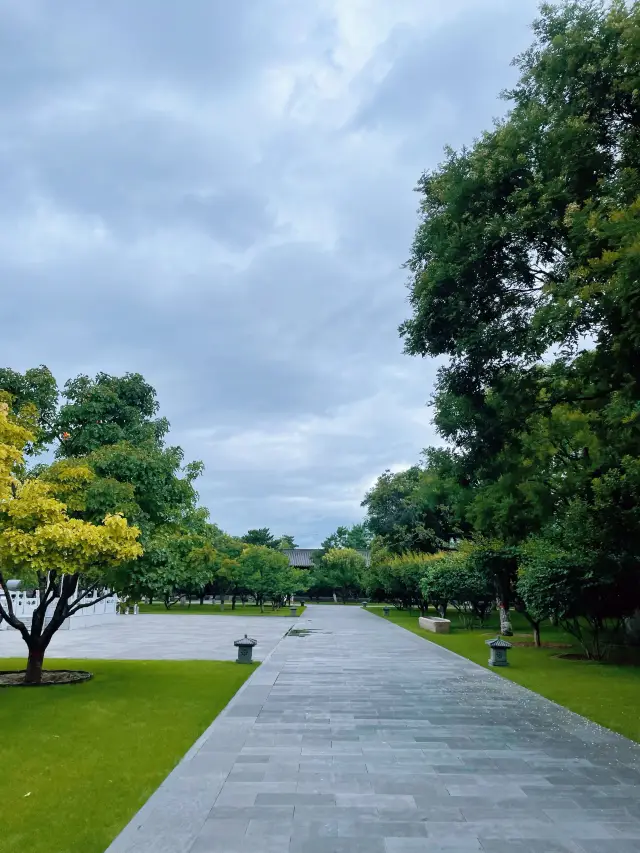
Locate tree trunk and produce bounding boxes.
[231,594,237,610]
[199,593,205,606]
[24,646,45,685]
[147,596,153,605]
[498,601,513,636]
[532,622,541,648]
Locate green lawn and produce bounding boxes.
[371,607,640,743]
[0,658,255,853]
[138,602,305,616]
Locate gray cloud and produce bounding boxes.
[0,0,540,544]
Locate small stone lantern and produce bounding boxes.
[383,606,390,616]
[361,600,368,608]
[234,634,257,664]
[289,604,298,616]
[486,637,512,667]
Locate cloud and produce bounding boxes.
[0,0,540,544]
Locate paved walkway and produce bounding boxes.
[107,605,640,853]
[0,614,296,661]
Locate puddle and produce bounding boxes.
[286,628,329,637]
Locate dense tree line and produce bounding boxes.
[358,1,640,659]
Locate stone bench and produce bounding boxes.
[418,616,451,634]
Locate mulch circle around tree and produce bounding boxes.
[0,670,93,687]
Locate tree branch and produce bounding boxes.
[40,574,79,647]
[69,581,101,608]
[68,589,115,615]
[0,572,32,645]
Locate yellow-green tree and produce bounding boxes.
[0,401,142,684]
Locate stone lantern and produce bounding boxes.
[383,606,390,616]
[486,637,512,667]
[289,604,298,616]
[234,634,257,664]
[361,600,368,608]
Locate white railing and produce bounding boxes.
[0,588,120,631]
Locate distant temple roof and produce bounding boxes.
[281,548,371,568]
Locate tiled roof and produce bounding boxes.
[281,548,371,568]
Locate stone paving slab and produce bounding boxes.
[0,614,295,661]
[105,605,640,852]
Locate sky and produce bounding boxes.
[0,0,541,545]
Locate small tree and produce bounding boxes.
[211,534,248,608]
[517,507,639,660]
[0,404,142,683]
[313,548,366,603]
[421,551,494,629]
[372,552,439,613]
[238,545,304,611]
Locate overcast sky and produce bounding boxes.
[1,0,540,545]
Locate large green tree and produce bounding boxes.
[55,372,169,457]
[0,366,58,452]
[399,0,640,628]
[361,457,463,555]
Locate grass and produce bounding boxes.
[138,602,305,616]
[0,658,255,853]
[371,606,640,743]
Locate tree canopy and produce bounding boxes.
[0,401,142,683]
[354,0,640,653]
[321,522,372,551]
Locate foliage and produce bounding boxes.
[277,534,298,549]
[0,366,58,452]
[392,1,640,639]
[0,399,37,494]
[238,545,306,611]
[241,527,277,548]
[321,521,372,551]
[368,551,446,613]
[240,529,299,553]
[55,372,169,458]
[518,500,640,659]
[312,547,367,603]
[0,406,142,682]
[361,460,462,555]
[420,550,494,628]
